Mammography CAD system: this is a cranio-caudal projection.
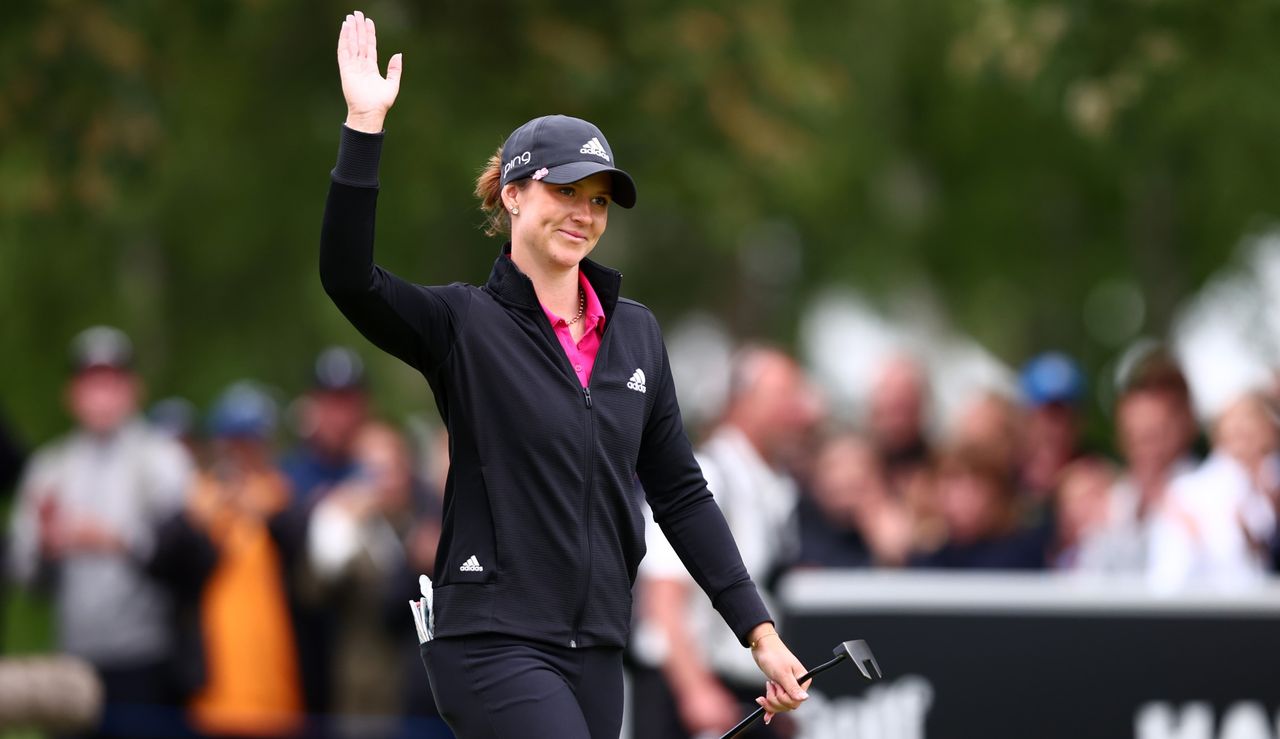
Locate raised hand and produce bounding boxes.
[337,10,402,133]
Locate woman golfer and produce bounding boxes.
[322,11,811,738]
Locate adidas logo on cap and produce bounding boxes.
[459,555,484,572]
[627,369,646,394]
[580,137,610,162]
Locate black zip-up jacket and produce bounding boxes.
[320,126,771,650]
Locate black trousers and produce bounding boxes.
[421,634,623,739]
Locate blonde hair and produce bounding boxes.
[475,145,530,237]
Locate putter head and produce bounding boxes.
[833,639,882,681]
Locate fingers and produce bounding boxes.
[754,668,809,720]
[340,11,386,69]
[754,682,784,725]
[354,10,366,58]
[754,685,774,725]
[386,52,403,86]
[776,667,810,704]
[337,15,353,61]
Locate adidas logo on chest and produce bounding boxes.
[626,368,647,394]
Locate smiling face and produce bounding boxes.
[504,172,613,271]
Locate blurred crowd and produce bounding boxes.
[2,328,449,739]
[631,344,1280,739]
[1,326,1278,739]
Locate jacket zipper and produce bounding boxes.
[568,321,616,648]
[570,384,595,648]
[530,309,611,648]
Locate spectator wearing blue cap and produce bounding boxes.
[1019,352,1087,503]
[182,381,304,738]
[1015,352,1090,566]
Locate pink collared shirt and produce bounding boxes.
[541,270,606,388]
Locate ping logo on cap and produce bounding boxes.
[579,137,610,162]
[503,151,532,179]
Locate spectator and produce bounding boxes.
[797,432,913,568]
[306,421,434,738]
[6,326,194,738]
[282,347,369,505]
[380,423,451,738]
[149,397,201,459]
[183,382,303,739]
[1078,349,1199,573]
[1018,352,1086,504]
[276,347,371,729]
[867,354,933,500]
[1047,457,1115,569]
[1148,391,1277,591]
[633,346,821,739]
[375,423,451,738]
[947,389,1023,547]
[950,390,1022,476]
[911,444,1044,570]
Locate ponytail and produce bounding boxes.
[475,145,528,237]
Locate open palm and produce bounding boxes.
[337,10,402,129]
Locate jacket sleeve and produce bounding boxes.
[320,125,467,375]
[635,339,772,646]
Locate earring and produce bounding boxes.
[511,207,519,215]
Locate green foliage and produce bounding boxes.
[2,0,1279,440]
[1,583,53,655]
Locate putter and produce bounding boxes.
[719,639,882,739]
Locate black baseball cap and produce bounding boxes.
[69,326,134,373]
[499,115,637,208]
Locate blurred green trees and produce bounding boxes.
[2,0,1279,440]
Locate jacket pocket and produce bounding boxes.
[438,464,498,585]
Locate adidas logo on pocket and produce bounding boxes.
[627,369,647,394]
[459,555,483,572]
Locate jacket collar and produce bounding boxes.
[485,242,622,319]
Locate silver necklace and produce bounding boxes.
[564,287,586,326]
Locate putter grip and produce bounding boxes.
[718,654,845,739]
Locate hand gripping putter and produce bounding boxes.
[720,639,883,739]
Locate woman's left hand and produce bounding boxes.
[748,627,811,724]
